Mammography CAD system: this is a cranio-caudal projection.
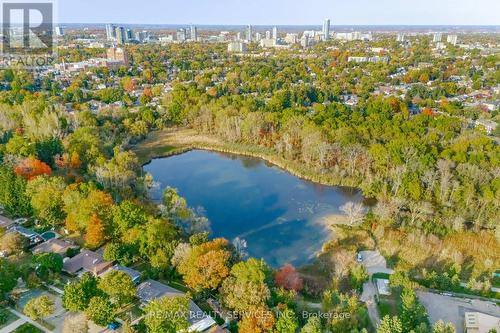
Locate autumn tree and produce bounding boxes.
[275,264,303,292]
[85,214,106,248]
[14,157,52,180]
[238,307,276,333]
[178,238,231,291]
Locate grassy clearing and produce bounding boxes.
[377,294,399,318]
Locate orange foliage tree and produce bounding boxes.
[275,264,303,292]
[177,238,231,291]
[238,307,276,333]
[14,158,52,180]
[85,214,106,248]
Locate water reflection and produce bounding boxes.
[144,150,366,267]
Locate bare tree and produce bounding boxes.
[339,202,366,226]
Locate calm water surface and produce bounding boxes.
[144,150,365,267]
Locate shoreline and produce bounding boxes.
[134,128,367,193]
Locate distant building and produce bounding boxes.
[126,28,134,42]
[228,41,247,53]
[447,34,458,45]
[255,32,262,42]
[190,25,198,41]
[261,38,276,48]
[301,35,311,48]
[284,33,298,44]
[396,33,405,42]
[272,26,278,40]
[323,18,331,40]
[107,47,129,66]
[348,56,389,63]
[177,28,187,42]
[246,24,253,42]
[265,30,271,39]
[116,26,126,45]
[433,32,442,43]
[105,24,116,40]
[55,26,64,36]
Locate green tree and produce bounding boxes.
[144,295,190,333]
[62,273,100,311]
[400,288,429,331]
[0,166,32,216]
[300,316,322,333]
[349,264,369,291]
[23,295,55,320]
[32,253,63,277]
[378,315,403,333]
[275,308,299,333]
[220,258,271,312]
[0,258,18,299]
[26,176,66,227]
[111,200,147,237]
[85,296,115,326]
[98,270,136,307]
[432,320,456,333]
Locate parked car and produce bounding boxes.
[107,322,121,330]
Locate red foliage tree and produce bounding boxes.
[14,158,52,180]
[275,264,303,291]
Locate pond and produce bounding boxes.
[144,150,367,267]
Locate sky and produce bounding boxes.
[58,0,500,26]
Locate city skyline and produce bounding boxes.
[58,0,500,26]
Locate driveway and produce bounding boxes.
[417,290,500,333]
[358,251,394,276]
[358,250,394,329]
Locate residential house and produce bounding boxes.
[101,265,142,285]
[63,249,113,276]
[11,226,44,246]
[32,238,78,256]
[137,279,217,332]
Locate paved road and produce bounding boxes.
[0,318,25,333]
[358,250,393,328]
[417,290,500,333]
[361,281,381,328]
